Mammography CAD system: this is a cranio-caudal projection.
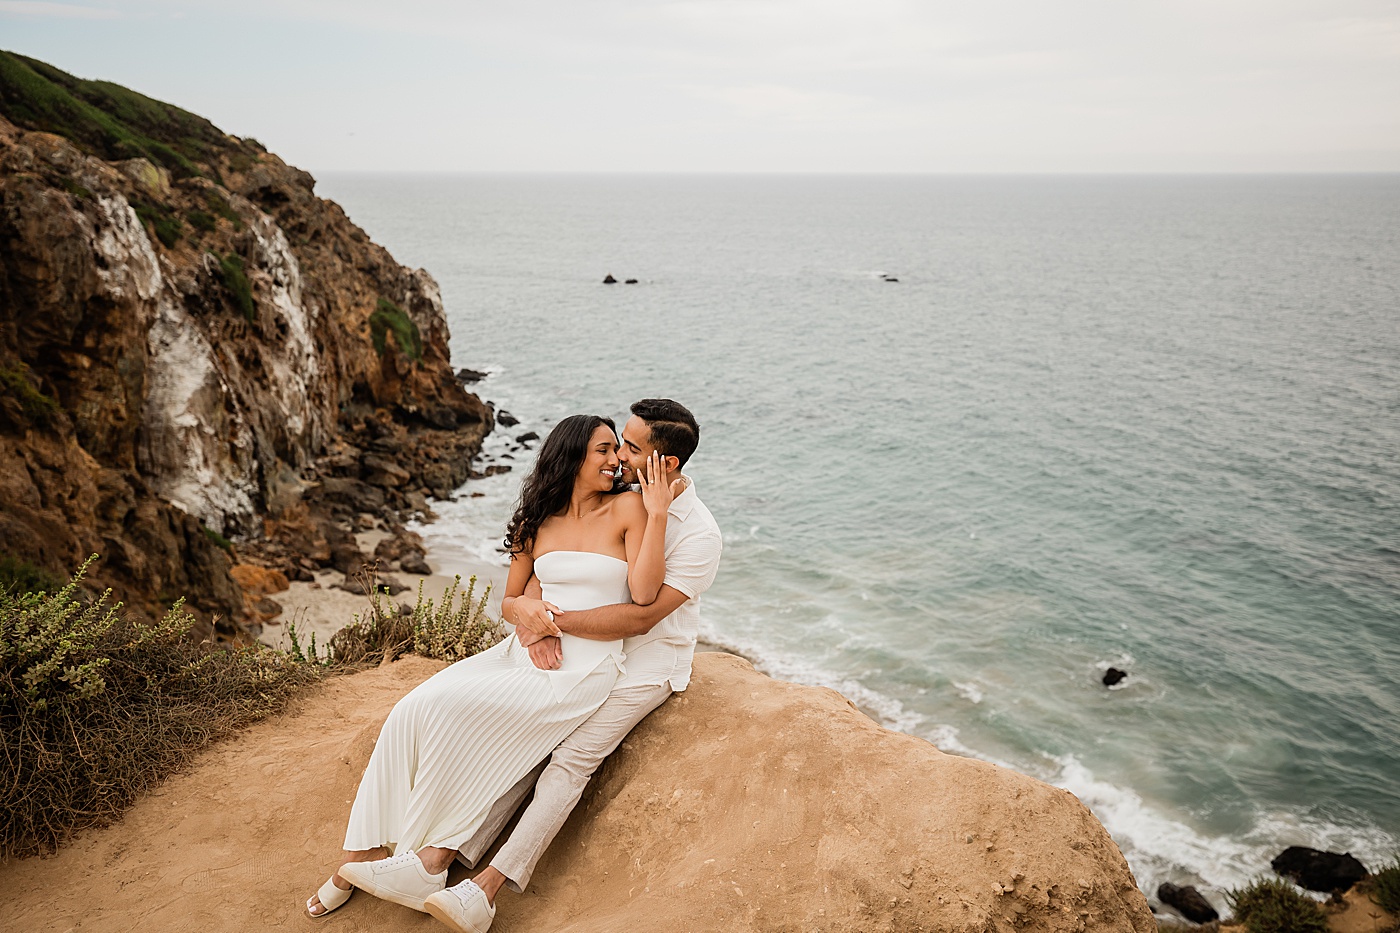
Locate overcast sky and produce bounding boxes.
[3,0,1398,173]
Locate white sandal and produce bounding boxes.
[307,876,353,918]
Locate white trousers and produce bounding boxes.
[455,681,674,892]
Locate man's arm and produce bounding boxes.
[555,584,690,640]
[515,583,685,670]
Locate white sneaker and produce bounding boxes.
[424,879,497,933]
[338,850,447,912]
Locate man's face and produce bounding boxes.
[617,415,658,484]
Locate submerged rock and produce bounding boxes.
[1270,846,1368,892]
[455,367,488,384]
[1157,882,1219,923]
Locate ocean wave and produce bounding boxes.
[695,620,923,735]
[1045,752,1399,910]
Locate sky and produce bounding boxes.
[2,0,1398,173]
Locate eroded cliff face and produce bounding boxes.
[0,59,491,636]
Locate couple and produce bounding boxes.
[306,398,723,933]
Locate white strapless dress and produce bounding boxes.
[343,551,628,854]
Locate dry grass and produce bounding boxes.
[306,563,501,668]
[1,556,502,861]
[1,557,322,859]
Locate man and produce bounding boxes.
[423,398,723,933]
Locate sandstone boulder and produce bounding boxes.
[228,563,289,596]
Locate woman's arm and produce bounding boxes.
[623,451,677,606]
[501,551,560,636]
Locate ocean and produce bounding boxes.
[315,172,1400,907]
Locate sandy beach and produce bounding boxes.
[258,528,509,656]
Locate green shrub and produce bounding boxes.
[369,298,423,361]
[186,208,217,233]
[0,362,61,427]
[1373,856,1400,914]
[1226,877,1328,933]
[204,188,243,229]
[200,524,234,553]
[216,252,255,321]
[132,199,181,248]
[0,555,322,857]
[0,51,225,178]
[58,176,92,200]
[0,555,63,595]
[318,564,500,667]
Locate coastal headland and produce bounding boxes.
[0,53,1160,929]
[0,652,1157,932]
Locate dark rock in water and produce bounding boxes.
[1102,667,1128,686]
[456,367,488,384]
[1156,883,1219,923]
[624,278,638,284]
[516,431,540,445]
[603,274,617,284]
[483,464,512,477]
[497,410,520,428]
[1270,846,1368,892]
[883,275,899,282]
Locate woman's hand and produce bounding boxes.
[511,595,562,640]
[638,450,683,518]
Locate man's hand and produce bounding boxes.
[512,595,562,640]
[527,635,562,670]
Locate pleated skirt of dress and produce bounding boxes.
[342,634,618,854]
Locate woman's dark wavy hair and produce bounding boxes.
[503,414,618,555]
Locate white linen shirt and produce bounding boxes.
[616,478,722,692]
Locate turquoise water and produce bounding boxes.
[317,173,1400,905]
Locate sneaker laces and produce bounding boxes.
[447,880,486,907]
[377,850,422,870]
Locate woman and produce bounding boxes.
[308,414,675,917]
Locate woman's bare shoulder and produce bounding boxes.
[606,489,646,521]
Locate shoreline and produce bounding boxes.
[258,527,509,656]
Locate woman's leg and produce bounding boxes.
[305,846,390,916]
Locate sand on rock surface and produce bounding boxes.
[0,653,1153,932]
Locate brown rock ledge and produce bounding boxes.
[0,654,1154,932]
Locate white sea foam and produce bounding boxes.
[1044,753,1399,911]
[695,619,924,735]
[953,681,984,704]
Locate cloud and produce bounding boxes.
[0,1,121,18]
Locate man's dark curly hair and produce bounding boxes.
[630,398,700,468]
[503,414,618,555]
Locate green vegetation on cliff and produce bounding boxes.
[0,50,242,177]
[1373,857,1400,914]
[0,361,60,428]
[1,555,500,858]
[1226,877,1328,933]
[370,298,424,361]
[0,557,322,858]
[216,252,255,321]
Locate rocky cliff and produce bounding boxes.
[0,52,491,636]
[0,653,1158,932]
